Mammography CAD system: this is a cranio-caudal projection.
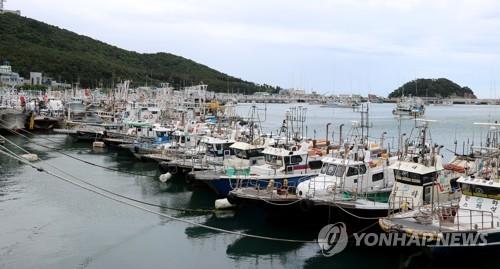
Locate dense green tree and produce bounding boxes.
[388,78,476,98]
[0,13,277,93]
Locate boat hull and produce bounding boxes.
[202,174,316,197]
[0,108,26,131]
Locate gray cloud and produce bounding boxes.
[8,0,500,97]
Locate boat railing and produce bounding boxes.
[232,176,312,199]
[387,195,416,216]
[436,206,495,232]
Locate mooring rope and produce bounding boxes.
[0,147,316,243]
[0,121,158,178]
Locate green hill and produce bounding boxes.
[388,78,476,98]
[0,13,278,93]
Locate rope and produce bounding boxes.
[0,144,25,159]
[44,162,216,213]
[0,134,32,154]
[0,134,215,213]
[0,148,316,244]
[256,193,305,206]
[0,121,158,178]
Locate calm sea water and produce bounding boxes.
[0,103,498,269]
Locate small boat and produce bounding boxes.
[379,158,500,252]
[379,122,500,252]
[204,142,323,197]
[392,95,425,117]
[159,136,236,176]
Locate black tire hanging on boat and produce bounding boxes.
[169,165,178,175]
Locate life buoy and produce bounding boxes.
[149,114,153,119]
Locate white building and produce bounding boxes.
[0,64,22,86]
[0,0,21,15]
[30,72,42,85]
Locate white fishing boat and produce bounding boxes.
[392,95,425,117]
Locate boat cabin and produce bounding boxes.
[388,159,460,210]
[297,156,393,198]
[261,146,322,173]
[454,176,500,229]
[200,136,235,157]
[229,142,265,164]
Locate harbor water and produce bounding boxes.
[0,103,498,269]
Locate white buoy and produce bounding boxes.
[159,172,172,183]
[214,198,235,210]
[93,141,106,148]
[20,153,39,162]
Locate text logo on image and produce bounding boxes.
[317,222,348,257]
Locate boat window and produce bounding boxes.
[265,154,280,165]
[335,165,346,177]
[461,183,500,200]
[234,149,248,159]
[320,164,329,174]
[247,148,264,158]
[308,160,323,170]
[284,155,302,165]
[394,171,436,185]
[291,155,303,164]
[461,183,471,195]
[359,164,367,174]
[372,172,384,182]
[422,173,436,184]
[326,164,338,176]
[346,166,359,177]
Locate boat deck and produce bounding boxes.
[230,188,300,203]
[312,196,389,210]
[142,153,173,162]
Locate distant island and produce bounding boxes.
[0,13,280,93]
[388,78,476,99]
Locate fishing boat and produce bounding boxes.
[379,155,500,252]
[379,122,500,252]
[227,121,396,221]
[206,142,323,197]
[392,95,425,117]
[0,91,26,131]
[159,136,236,177]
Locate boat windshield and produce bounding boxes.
[321,163,344,176]
[395,170,436,185]
[234,148,264,159]
[156,131,167,137]
[328,164,339,176]
[461,183,500,200]
[265,154,282,166]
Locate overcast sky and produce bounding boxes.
[7,0,500,97]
